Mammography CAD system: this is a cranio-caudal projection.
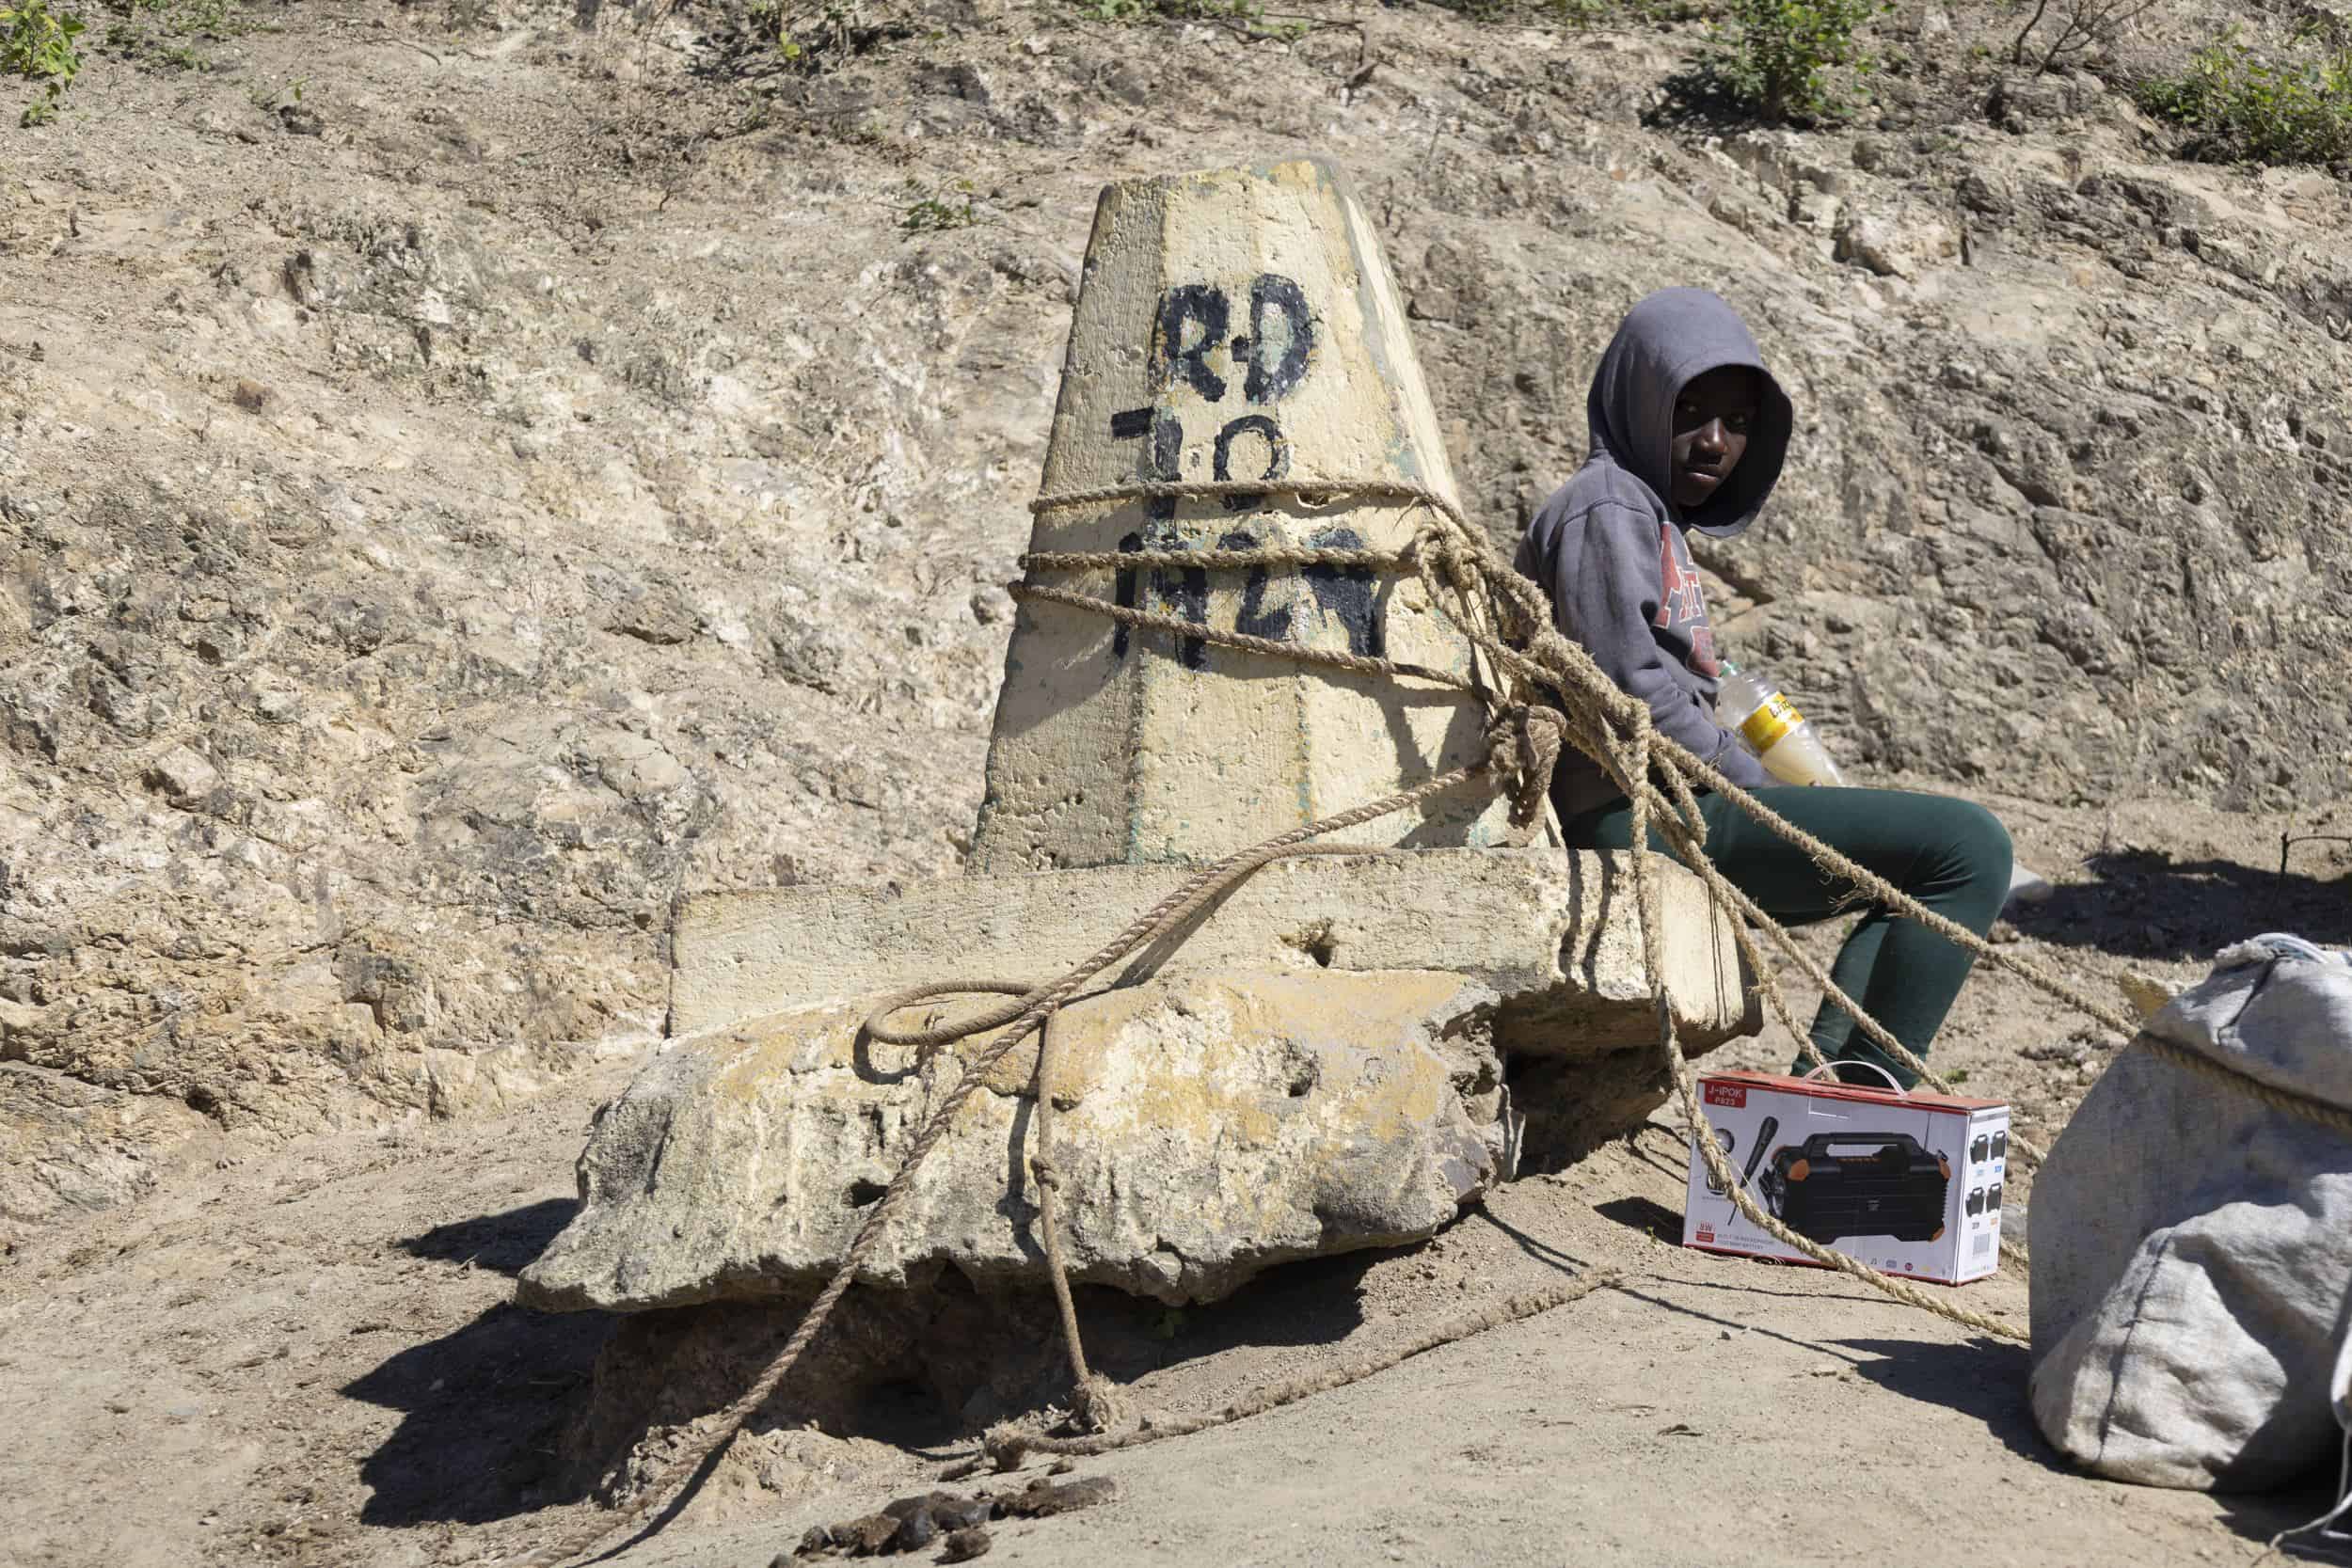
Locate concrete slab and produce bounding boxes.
[670,847,1755,1055]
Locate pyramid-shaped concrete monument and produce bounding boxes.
[972,159,1514,871]
[518,161,1754,1317]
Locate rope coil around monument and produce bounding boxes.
[1005,480,2108,1324]
[537,471,2333,1563]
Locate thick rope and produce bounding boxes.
[533,469,2332,1559]
[949,1268,1623,1476]
[2132,1032,2352,1137]
[1011,580,1462,688]
[1021,546,1406,572]
[1027,477,1454,515]
[530,763,1504,1566]
[1026,1008,1132,1437]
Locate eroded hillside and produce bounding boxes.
[3,0,2349,1232]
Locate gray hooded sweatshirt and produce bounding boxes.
[1515,288,1796,820]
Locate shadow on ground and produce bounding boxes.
[1593,1196,1683,1244]
[1840,1336,2044,1463]
[2011,848,2350,961]
[344,1198,617,1526]
[2214,1478,2350,1556]
[399,1196,580,1276]
[1073,1247,1378,1386]
[1849,1340,2343,1549]
[343,1299,618,1526]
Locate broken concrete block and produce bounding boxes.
[521,161,1761,1326]
[519,968,1508,1312]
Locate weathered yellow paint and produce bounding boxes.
[971,159,1540,873]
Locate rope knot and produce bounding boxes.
[1487,704,1567,829]
[1412,522,1470,593]
[1070,1371,1137,1437]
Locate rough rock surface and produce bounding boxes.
[520,969,1508,1310]
[667,847,1755,1050]
[3,0,2348,1227]
[0,1062,216,1232]
[524,845,1750,1312]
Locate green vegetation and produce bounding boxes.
[1071,0,1308,42]
[102,0,244,71]
[739,0,815,64]
[899,178,976,233]
[699,0,896,77]
[2,0,85,127]
[2135,31,2352,166]
[1696,0,1889,123]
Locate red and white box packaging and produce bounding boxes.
[1681,1069,2010,1285]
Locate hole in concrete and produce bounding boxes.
[847,1179,888,1207]
[1283,919,1339,969]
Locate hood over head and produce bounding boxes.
[1584,287,1794,539]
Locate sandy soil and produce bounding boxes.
[3,784,2344,1568]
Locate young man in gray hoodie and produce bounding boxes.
[1517,287,2011,1085]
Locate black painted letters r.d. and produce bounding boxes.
[1152,285,1229,404]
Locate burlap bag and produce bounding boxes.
[2029,936,2352,1491]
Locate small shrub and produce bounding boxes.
[2,0,85,126]
[899,178,976,233]
[2008,0,2158,76]
[695,0,902,79]
[2135,30,2352,166]
[1697,0,1890,123]
[246,71,298,110]
[1070,0,1307,43]
[101,0,244,71]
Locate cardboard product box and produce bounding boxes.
[1681,1070,2010,1285]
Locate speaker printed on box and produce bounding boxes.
[1683,1070,2010,1284]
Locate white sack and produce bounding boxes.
[2029,936,2352,1490]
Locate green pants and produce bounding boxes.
[1562,786,2013,1088]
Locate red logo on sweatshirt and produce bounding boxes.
[1656,525,1719,675]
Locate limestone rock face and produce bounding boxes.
[22,6,2343,1235]
[518,968,1507,1312]
[0,1063,214,1238]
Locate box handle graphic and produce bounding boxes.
[1803,1060,1907,1095]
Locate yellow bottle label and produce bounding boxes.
[1740,690,1801,753]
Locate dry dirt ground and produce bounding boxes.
[3,787,2346,1568]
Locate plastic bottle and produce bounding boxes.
[1717,659,1846,787]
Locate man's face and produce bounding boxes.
[1668,366,1760,512]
